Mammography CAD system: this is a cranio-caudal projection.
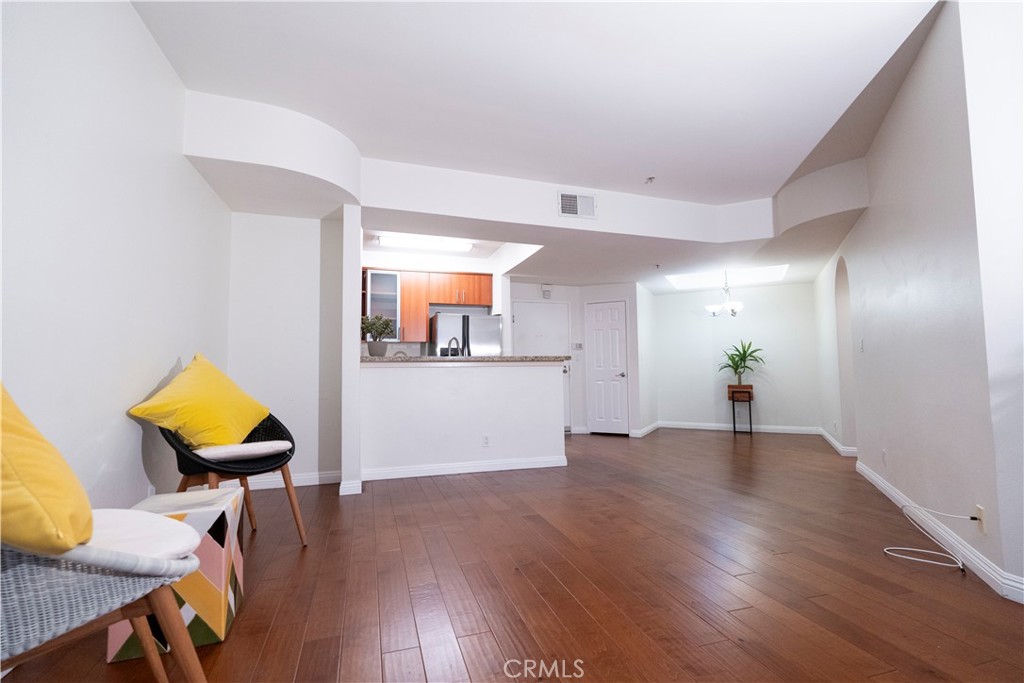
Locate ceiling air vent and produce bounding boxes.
[559,192,597,219]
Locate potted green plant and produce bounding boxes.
[361,314,396,357]
[718,340,764,400]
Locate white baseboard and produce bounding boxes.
[629,422,660,438]
[338,479,362,496]
[362,455,567,482]
[653,421,858,458]
[820,429,858,457]
[570,427,591,434]
[657,421,821,435]
[216,469,342,491]
[857,461,1023,604]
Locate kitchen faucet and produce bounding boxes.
[446,336,462,357]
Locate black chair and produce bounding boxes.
[160,413,307,546]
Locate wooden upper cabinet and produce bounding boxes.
[428,272,492,306]
[399,271,430,342]
[428,272,458,305]
[466,273,493,306]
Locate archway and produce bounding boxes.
[835,257,858,449]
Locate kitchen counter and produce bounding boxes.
[360,356,568,481]
[360,355,569,363]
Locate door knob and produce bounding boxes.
[616,372,626,378]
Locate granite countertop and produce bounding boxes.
[361,355,570,363]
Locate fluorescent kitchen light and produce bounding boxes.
[666,264,789,291]
[376,234,474,252]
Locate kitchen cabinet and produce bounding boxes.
[399,271,429,342]
[428,272,492,306]
[363,269,493,342]
[363,270,400,341]
[464,273,493,306]
[428,272,458,304]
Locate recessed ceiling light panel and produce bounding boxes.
[375,233,474,252]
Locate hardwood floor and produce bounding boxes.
[8,430,1023,682]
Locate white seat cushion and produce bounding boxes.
[192,440,292,462]
[86,509,201,559]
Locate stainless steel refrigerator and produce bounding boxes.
[429,313,502,357]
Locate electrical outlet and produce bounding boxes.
[482,435,490,447]
[881,448,887,467]
[147,484,156,497]
[832,421,838,433]
[975,505,986,534]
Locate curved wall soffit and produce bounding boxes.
[750,208,864,281]
[184,91,362,211]
[361,158,775,244]
[759,207,865,252]
[187,155,358,219]
[774,158,870,237]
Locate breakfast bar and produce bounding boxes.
[360,355,569,481]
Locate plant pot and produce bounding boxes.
[367,340,388,357]
[728,384,753,401]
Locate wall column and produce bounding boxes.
[339,205,363,494]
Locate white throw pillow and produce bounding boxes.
[193,440,292,462]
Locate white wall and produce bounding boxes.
[813,256,844,447]
[635,284,659,435]
[836,4,1006,572]
[509,282,587,431]
[319,219,344,481]
[509,280,821,439]
[339,206,364,493]
[227,213,323,486]
[361,363,565,479]
[362,159,773,243]
[653,283,819,432]
[1,3,231,505]
[958,0,1024,580]
[834,257,858,449]
[813,253,861,454]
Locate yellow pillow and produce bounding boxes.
[128,353,269,449]
[1,384,93,554]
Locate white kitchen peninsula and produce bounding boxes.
[360,356,569,480]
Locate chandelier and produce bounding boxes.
[705,271,744,317]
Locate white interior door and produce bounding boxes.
[512,300,571,430]
[585,300,629,434]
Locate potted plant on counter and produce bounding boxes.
[362,314,396,357]
[718,340,765,400]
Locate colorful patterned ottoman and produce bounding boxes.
[107,488,244,661]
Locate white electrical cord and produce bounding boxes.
[883,504,976,572]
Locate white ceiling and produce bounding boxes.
[135,1,937,293]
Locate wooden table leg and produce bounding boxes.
[147,585,207,683]
[129,615,169,683]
